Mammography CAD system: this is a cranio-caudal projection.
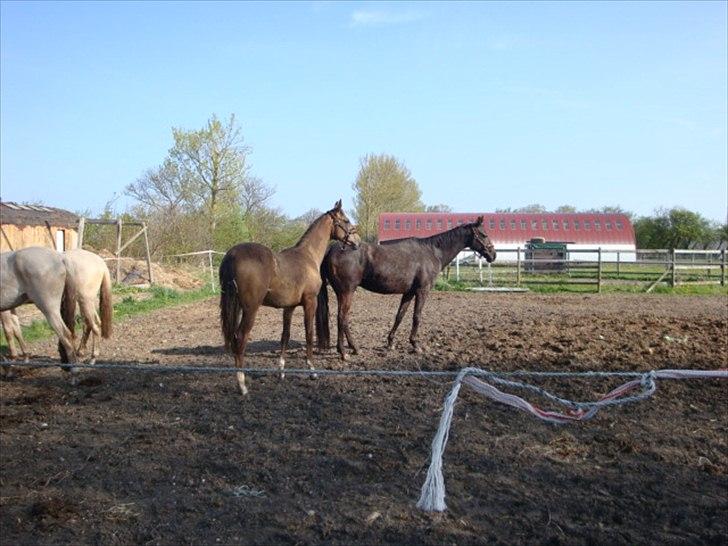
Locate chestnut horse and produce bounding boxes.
[219,200,360,395]
[316,216,496,360]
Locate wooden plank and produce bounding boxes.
[0,225,14,251]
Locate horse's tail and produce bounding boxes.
[315,253,331,350]
[99,265,113,339]
[58,265,77,363]
[219,252,240,352]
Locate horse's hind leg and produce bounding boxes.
[409,289,429,353]
[336,291,357,360]
[279,307,294,379]
[234,303,259,396]
[78,298,101,364]
[387,290,415,349]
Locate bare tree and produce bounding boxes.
[125,159,191,213]
[239,175,275,216]
[426,204,453,212]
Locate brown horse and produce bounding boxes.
[219,200,360,395]
[316,216,496,360]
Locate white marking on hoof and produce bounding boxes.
[278,357,286,379]
[89,358,96,365]
[237,372,248,395]
[307,360,318,380]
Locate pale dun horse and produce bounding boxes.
[219,200,360,395]
[0,247,77,378]
[0,248,112,370]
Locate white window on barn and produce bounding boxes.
[384,220,390,230]
[395,219,401,230]
[489,219,496,230]
[55,229,65,251]
[416,219,421,230]
[405,220,411,230]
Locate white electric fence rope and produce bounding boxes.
[1,361,725,512]
[416,367,727,512]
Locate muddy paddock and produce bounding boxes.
[1,290,727,545]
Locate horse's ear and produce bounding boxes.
[333,199,342,212]
[476,216,484,226]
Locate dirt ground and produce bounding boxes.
[1,290,727,545]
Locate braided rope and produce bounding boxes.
[415,367,726,512]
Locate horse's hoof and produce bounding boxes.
[341,353,350,362]
[310,373,318,380]
[279,372,286,380]
[89,358,96,365]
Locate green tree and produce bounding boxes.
[555,205,577,213]
[170,114,251,246]
[633,207,717,248]
[352,154,424,241]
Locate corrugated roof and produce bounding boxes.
[0,201,79,228]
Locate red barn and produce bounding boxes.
[378,212,637,261]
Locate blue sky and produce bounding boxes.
[1,1,726,222]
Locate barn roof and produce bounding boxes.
[0,201,79,229]
[378,212,636,246]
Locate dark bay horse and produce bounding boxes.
[219,200,360,395]
[316,216,496,360]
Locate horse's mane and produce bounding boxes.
[294,210,333,247]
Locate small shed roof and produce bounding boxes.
[0,201,79,229]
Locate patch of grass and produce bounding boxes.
[1,285,216,352]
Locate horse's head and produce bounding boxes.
[328,199,361,249]
[468,216,496,263]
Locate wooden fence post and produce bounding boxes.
[516,247,521,286]
[616,250,620,278]
[115,218,123,283]
[597,247,602,293]
[721,249,726,287]
[208,250,216,292]
[77,217,85,249]
[142,223,154,285]
[455,254,460,282]
[671,249,677,287]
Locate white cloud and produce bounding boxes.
[350,10,425,27]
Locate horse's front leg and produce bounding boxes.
[279,307,294,379]
[387,290,415,349]
[409,289,429,353]
[302,295,318,379]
